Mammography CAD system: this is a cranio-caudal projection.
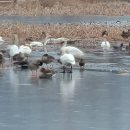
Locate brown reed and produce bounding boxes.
[0,0,130,16]
[0,23,129,43]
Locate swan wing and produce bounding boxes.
[66,46,84,58]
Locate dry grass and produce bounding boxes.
[0,23,129,44]
[0,0,130,16]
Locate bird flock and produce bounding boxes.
[0,30,130,78]
[0,33,85,78]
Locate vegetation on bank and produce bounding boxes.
[0,23,129,43]
[0,0,130,16]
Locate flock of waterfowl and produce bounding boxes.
[0,30,130,78]
[100,30,130,52]
[0,33,86,78]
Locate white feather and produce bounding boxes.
[101,40,110,50]
[8,45,19,57]
[60,53,75,65]
[19,45,32,55]
[0,36,4,45]
[30,41,43,47]
[44,38,69,45]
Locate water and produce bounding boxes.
[0,49,130,130]
[0,15,130,26]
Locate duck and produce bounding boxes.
[121,29,130,39]
[79,59,85,69]
[39,67,56,78]
[13,59,29,69]
[12,52,25,62]
[101,31,108,37]
[125,43,130,52]
[28,59,43,76]
[112,43,125,51]
[58,53,76,73]
[41,53,55,68]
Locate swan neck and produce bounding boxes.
[63,41,67,47]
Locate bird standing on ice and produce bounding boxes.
[58,53,76,73]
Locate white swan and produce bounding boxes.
[101,40,110,50]
[8,45,19,57]
[0,36,4,45]
[60,41,84,59]
[30,41,43,47]
[19,45,32,56]
[44,37,70,45]
[58,53,76,73]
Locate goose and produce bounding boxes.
[60,41,84,60]
[41,53,55,68]
[58,53,76,73]
[39,67,55,78]
[0,52,4,67]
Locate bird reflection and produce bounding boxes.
[9,68,20,94]
[60,73,76,103]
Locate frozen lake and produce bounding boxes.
[0,49,130,130]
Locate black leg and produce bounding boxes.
[60,66,66,73]
[68,65,72,73]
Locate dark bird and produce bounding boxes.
[41,54,55,68]
[12,52,25,62]
[101,31,108,37]
[0,52,4,67]
[13,59,29,69]
[125,43,130,52]
[28,59,43,76]
[121,29,130,39]
[79,59,85,69]
[39,67,55,78]
[112,43,127,51]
